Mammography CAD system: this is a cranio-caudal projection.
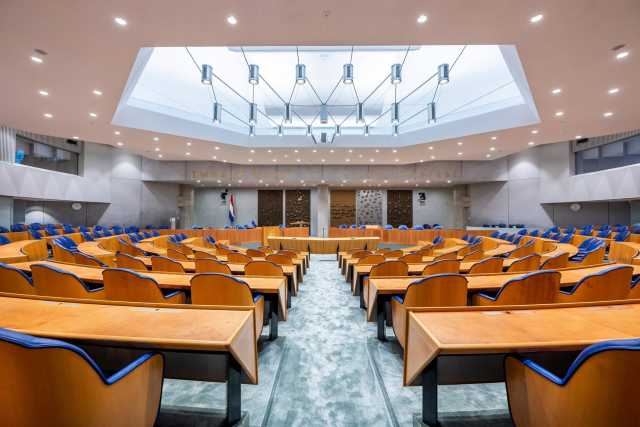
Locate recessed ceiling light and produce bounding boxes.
[384,180,388,183]
[250,150,254,153]
[375,150,379,153]
[259,180,262,183]
[392,150,397,153]
[31,57,42,63]
[405,180,409,183]
[346,159,350,162]
[44,113,52,118]
[215,147,219,150]
[239,180,242,183]
[280,180,284,183]
[218,180,221,183]
[197,180,201,183]
[556,112,564,116]
[529,142,535,145]
[213,156,216,159]
[117,142,123,146]
[359,154,362,157]
[458,142,462,145]
[187,142,191,145]
[321,159,325,162]
[343,180,346,183]
[154,137,159,141]
[297,159,300,162]
[491,136,497,140]
[72,136,78,139]
[552,89,561,94]
[158,154,163,158]
[431,156,435,159]
[313,150,316,153]
[417,15,427,23]
[426,180,430,183]
[93,90,102,95]
[90,113,97,117]
[155,148,160,151]
[330,150,334,153]
[458,152,462,155]
[532,130,538,134]
[249,159,252,162]
[285,155,288,158]
[349,150,353,153]
[294,150,298,153]
[227,16,237,24]
[186,152,190,155]
[115,17,127,25]
[370,159,374,161]
[114,131,120,135]
[531,15,543,23]
[429,146,433,150]
[487,154,491,157]
[395,159,398,162]
[223,160,226,162]
[576,135,582,139]
[39,91,48,95]
[604,112,613,116]
[609,88,619,94]
[273,159,276,162]
[490,147,495,151]
[321,180,325,183]
[617,52,629,59]
[268,150,271,153]
[447,180,451,183]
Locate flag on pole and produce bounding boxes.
[229,194,235,223]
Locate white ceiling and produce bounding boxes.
[0,0,639,166]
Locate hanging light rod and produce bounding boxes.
[248,64,260,85]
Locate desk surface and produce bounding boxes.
[268,236,380,254]
[404,301,640,386]
[0,295,258,383]
[0,239,48,264]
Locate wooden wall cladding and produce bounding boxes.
[387,190,413,227]
[357,190,382,225]
[330,190,356,227]
[285,189,310,226]
[258,190,283,226]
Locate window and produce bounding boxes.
[14,136,79,175]
[575,135,640,175]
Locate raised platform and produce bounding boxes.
[268,237,380,254]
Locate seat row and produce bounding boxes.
[337,224,444,230]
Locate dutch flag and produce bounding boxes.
[229,194,235,223]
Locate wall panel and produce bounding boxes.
[357,190,382,225]
[387,190,413,227]
[258,190,283,226]
[330,190,356,227]
[285,189,310,226]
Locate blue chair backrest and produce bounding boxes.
[158,225,169,229]
[167,236,176,244]
[0,235,10,245]
[61,223,73,228]
[172,234,182,242]
[145,224,155,229]
[224,225,232,229]
[559,234,574,244]
[360,225,366,229]
[632,228,640,234]
[468,236,477,244]
[278,224,285,228]
[461,234,470,241]
[494,270,561,299]
[0,226,9,233]
[129,226,140,233]
[93,225,105,231]
[578,237,595,249]
[398,225,408,230]
[614,231,631,242]
[111,227,123,235]
[433,225,443,229]
[613,226,629,233]
[515,224,525,228]
[475,237,484,245]
[423,224,432,229]
[45,223,58,229]
[236,225,245,229]
[413,226,424,230]
[91,230,102,239]
[512,235,524,245]
[483,224,490,227]
[499,232,509,239]
[205,235,215,244]
[28,230,42,240]
[243,225,249,229]
[596,225,610,231]
[596,230,611,238]
[384,225,393,230]
[81,232,95,242]
[498,223,507,228]
[506,234,516,242]
[192,225,200,229]
[564,227,576,234]
[28,223,43,231]
[142,231,152,238]
[46,228,60,236]
[579,228,593,236]
[548,226,560,233]
[11,224,26,232]
[77,226,90,233]
[179,233,187,239]
[433,236,443,245]
[490,231,500,238]
[516,229,528,235]
[586,240,605,251]
[433,224,441,228]
[62,225,75,234]
[349,225,357,229]
[134,232,144,241]
[529,230,540,237]
[128,234,138,243]
[123,227,133,234]
[252,221,258,228]
[551,232,563,240]
[151,230,160,237]
[539,230,552,239]
[581,224,594,230]
[102,229,113,237]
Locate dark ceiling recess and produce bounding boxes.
[34,49,47,55]
[576,138,590,144]
[612,44,626,51]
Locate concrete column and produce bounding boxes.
[177,184,195,229]
[317,185,329,237]
[453,184,470,230]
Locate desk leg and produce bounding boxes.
[269,294,279,341]
[287,277,292,309]
[359,277,365,310]
[227,354,242,426]
[377,295,389,341]
[422,357,438,427]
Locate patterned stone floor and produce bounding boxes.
[157,253,510,426]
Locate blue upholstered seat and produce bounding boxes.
[224,225,232,229]
[613,225,629,233]
[278,224,285,228]
[192,225,201,229]
[28,229,43,240]
[468,236,477,244]
[433,224,441,228]
[33,263,103,294]
[564,227,576,234]
[134,232,144,241]
[45,223,58,229]
[78,226,90,233]
[80,232,95,242]
[423,224,431,229]
[123,227,133,233]
[413,226,424,230]
[596,230,611,238]
[433,225,443,229]
[350,225,357,229]
[126,234,138,243]
[506,234,516,242]
[515,224,525,228]
[110,227,123,235]
[548,226,560,233]
[252,221,258,228]
[158,225,169,229]
[579,228,593,236]
[62,225,75,234]
[145,224,155,229]
[0,235,10,245]
[358,225,365,229]
[46,228,60,236]
[577,237,595,250]
[102,229,113,237]
[516,229,528,235]
[614,231,631,242]
[560,265,631,299]
[236,225,246,229]
[0,226,9,233]
[11,224,26,232]
[129,226,140,233]
[558,234,574,244]
[60,222,73,228]
[178,233,187,239]
[490,231,500,238]
[632,228,640,234]
[499,232,509,239]
[384,225,393,230]
[94,225,106,231]
[512,235,524,245]
[596,225,610,231]
[569,241,606,262]
[539,230,552,238]
[461,234,470,241]
[551,231,563,240]
[398,225,408,230]
[91,230,102,239]
[151,230,160,237]
[105,268,185,300]
[142,231,152,238]
[581,224,594,230]
[498,223,507,227]
[28,223,44,231]
[528,230,540,237]
[433,236,444,245]
[483,224,490,227]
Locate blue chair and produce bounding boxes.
[123,227,133,234]
[548,226,560,233]
[360,225,366,229]
[236,225,245,230]
[28,229,43,240]
[145,224,156,229]
[129,226,140,233]
[28,223,44,231]
[151,230,160,237]
[498,223,507,228]
[224,225,233,229]
[142,231,152,238]
[433,236,444,245]
[252,221,258,228]
[490,231,500,238]
[613,226,629,233]
[60,223,73,228]
[77,226,90,233]
[158,225,170,229]
[538,230,552,238]
[596,225,610,231]
[468,236,477,244]
[278,224,285,228]
[515,224,525,228]
[433,224,441,228]
[384,225,393,230]
[423,224,432,229]
[31,264,104,298]
[59,236,78,251]
[398,225,408,230]
[102,229,113,237]
[167,236,177,245]
[632,228,640,235]
[111,227,123,235]
[192,225,201,229]
[128,234,139,243]
[550,232,563,241]
[433,225,443,230]
[80,232,95,242]
[134,232,144,241]
[0,235,10,245]
[558,234,574,244]
[558,265,633,303]
[173,234,182,242]
[350,225,357,229]
[179,233,187,240]
[243,224,250,229]
[44,223,58,229]
[506,234,516,243]
[528,230,540,237]
[473,270,561,305]
[516,229,528,235]
[0,226,9,233]
[505,338,640,426]
[581,224,594,230]
[204,235,215,244]
[62,225,75,234]
[499,232,509,240]
[564,227,577,234]
[11,224,26,232]
[46,228,60,236]
[570,241,606,263]
[94,225,106,231]
[0,328,164,426]
[577,237,596,251]
[413,226,425,230]
[579,228,593,236]
[512,235,524,245]
[461,234,470,241]
[614,231,631,242]
[483,224,490,227]
[596,230,611,238]
[474,237,483,245]
[91,230,103,239]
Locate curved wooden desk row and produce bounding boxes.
[149,228,262,245]
[0,293,257,426]
[328,228,499,245]
[0,240,48,264]
[609,241,640,265]
[404,300,640,426]
[268,236,380,254]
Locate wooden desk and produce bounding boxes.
[0,240,48,264]
[11,261,287,339]
[281,227,310,238]
[609,241,640,265]
[366,263,640,339]
[268,236,380,254]
[0,231,29,242]
[147,228,262,245]
[404,301,640,426]
[328,228,384,240]
[0,294,257,425]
